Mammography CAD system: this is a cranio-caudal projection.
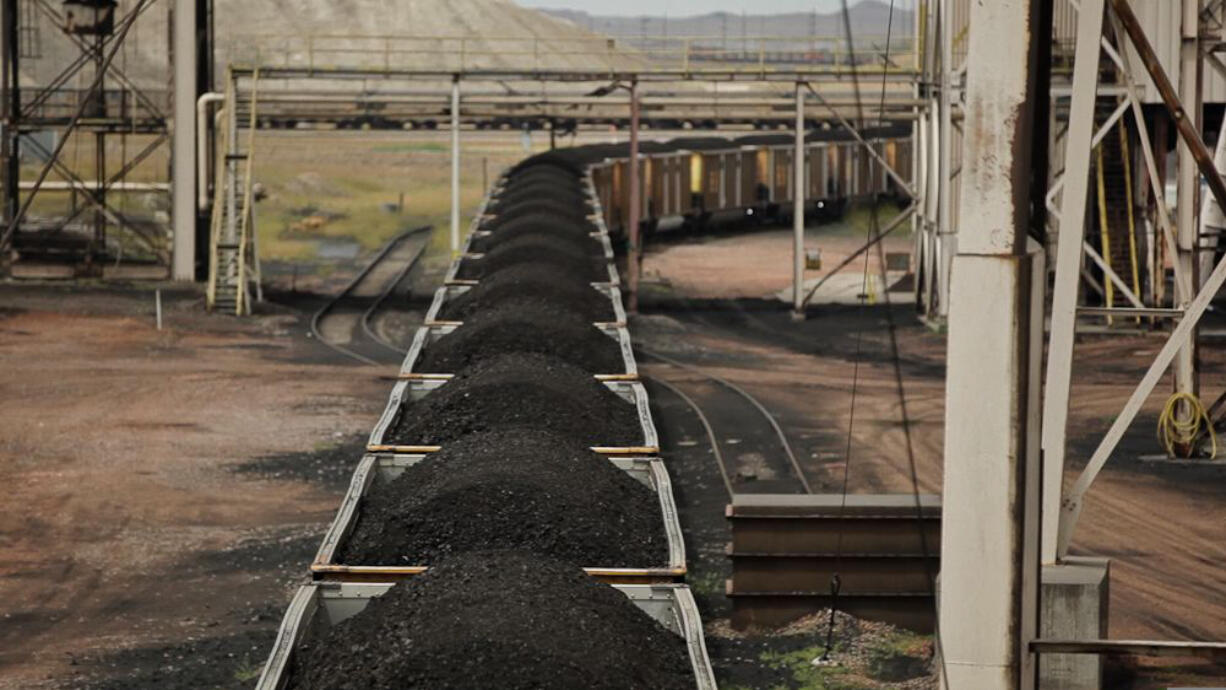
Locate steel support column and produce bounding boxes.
[936,0,954,318]
[172,0,198,280]
[792,82,805,316]
[940,0,1043,687]
[449,76,461,255]
[1175,0,1203,400]
[1,0,18,265]
[627,79,640,314]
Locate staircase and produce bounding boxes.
[1091,99,1139,316]
[207,68,262,315]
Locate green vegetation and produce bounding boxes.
[251,130,551,262]
[863,629,932,682]
[759,645,873,690]
[232,654,263,683]
[687,569,725,599]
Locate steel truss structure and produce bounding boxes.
[0,0,202,277]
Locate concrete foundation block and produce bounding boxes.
[1040,557,1110,690]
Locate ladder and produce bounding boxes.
[207,68,263,315]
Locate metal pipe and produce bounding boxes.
[792,81,805,316]
[196,92,223,211]
[627,80,641,314]
[20,181,170,191]
[449,76,460,255]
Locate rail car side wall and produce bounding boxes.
[590,137,913,236]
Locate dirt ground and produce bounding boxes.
[0,284,396,689]
[640,226,1226,687]
[1,214,1225,688]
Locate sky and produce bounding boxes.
[515,0,854,16]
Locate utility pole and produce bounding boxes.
[939,0,1045,687]
[626,80,641,314]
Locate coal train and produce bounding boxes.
[580,124,914,236]
[256,124,912,686]
[257,148,715,688]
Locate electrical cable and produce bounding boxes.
[1158,392,1218,460]
[818,0,877,665]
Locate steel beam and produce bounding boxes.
[936,0,954,318]
[1032,639,1226,659]
[1040,0,1106,566]
[1057,230,1226,556]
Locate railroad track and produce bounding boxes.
[638,344,813,497]
[310,226,433,365]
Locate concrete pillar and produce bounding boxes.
[1040,557,1110,690]
[171,0,197,281]
[939,0,1044,687]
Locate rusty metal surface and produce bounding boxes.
[726,493,939,633]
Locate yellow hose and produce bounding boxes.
[1157,392,1218,460]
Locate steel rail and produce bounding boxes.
[359,227,435,354]
[644,375,735,499]
[310,225,432,365]
[637,345,814,494]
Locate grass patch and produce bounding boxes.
[863,629,931,682]
[232,654,263,683]
[759,645,873,690]
[687,569,725,599]
[250,130,548,263]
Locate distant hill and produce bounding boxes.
[17,0,908,93]
[18,0,640,89]
[540,0,915,43]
